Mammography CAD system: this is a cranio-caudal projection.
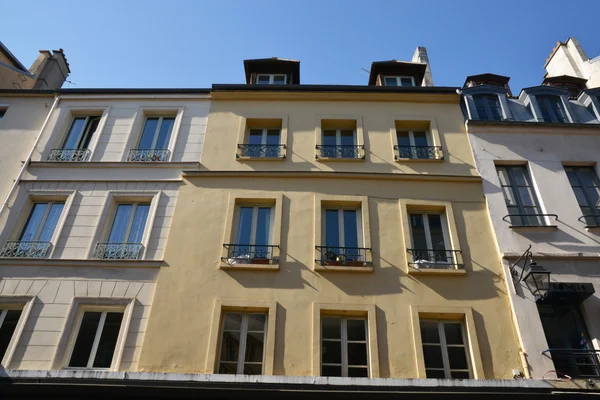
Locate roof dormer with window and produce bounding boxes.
[461,74,513,121]
[368,60,427,87]
[243,58,300,85]
[520,86,574,123]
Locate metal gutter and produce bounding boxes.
[212,83,460,94]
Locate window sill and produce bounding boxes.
[315,156,365,162]
[236,156,286,162]
[315,264,373,273]
[509,225,558,232]
[408,267,466,276]
[395,157,443,163]
[220,262,279,271]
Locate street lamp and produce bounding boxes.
[522,262,551,298]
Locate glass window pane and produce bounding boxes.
[244,331,264,363]
[384,77,398,86]
[243,363,263,374]
[322,317,341,339]
[580,168,599,188]
[343,210,358,248]
[412,131,428,147]
[451,370,470,379]
[573,187,589,207]
[38,203,64,242]
[80,117,100,149]
[518,186,538,207]
[155,118,174,149]
[69,311,102,367]
[447,346,469,370]
[218,362,237,374]
[127,204,150,243]
[273,75,285,84]
[266,129,280,145]
[322,340,342,364]
[247,314,266,332]
[348,367,369,377]
[20,203,48,241]
[396,131,411,147]
[443,323,464,345]
[139,118,159,149]
[423,344,444,369]
[236,207,254,246]
[92,312,123,368]
[565,168,578,186]
[248,129,263,145]
[346,319,366,341]
[410,214,428,251]
[400,77,414,86]
[0,310,22,361]
[585,186,600,209]
[257,76,270,84]
[426,369,447,379]
[502,187,517,207]
[427,215,447,256]
[420,321,440,343]
[497,168,510,186]
[340,130,354,147]
[220,331,240,362]
[108,204,132,243]
[223,313,242,331]
[323,130,337,147]
[254,207,271,248]
[512,168,529,187]
[322,365,342,377]
[63,117,87,149]
[347,342,368,366]
[325,210,340,248]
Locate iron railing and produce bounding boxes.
[48,149,90,162]
[578,215,600,228]
[222,244,279,264]
[542,349,600,378]
[237,144,286,158]
[315,246,372,266]
[502,213,558,227]
[407,248,464,269]
[316,145,364,159]
[394,145,443,160]
[93,242,143,260]
[127,149,170,162]
[0,241,50,258]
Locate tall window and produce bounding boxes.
[496,165,544,226]
[67,310,124,369]
[0,308,22,361]
[138,117,174,150]
[256,74,286,84]
[565,166,600,226]
[323,208,361,262]
[246,128,281,158]
[396,130,432,159]
[218,312,267,375]
[321,316,368,377]
[537,95,568,123]
[233,206,272,260]
[19,202,64,243]
[420,320,471,379]
[107,203,150,244]
[473,94,502,121]
[383,76,415,87]
[409,213,450,265]
[322,129,357,158]
[62,116,101,150]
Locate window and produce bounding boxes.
[322,207,363,263]
[218,312,267,375]
[396,130,432,159]
[321,316,368,377]
[409,213,451,265]
[0,308,22,361]
[231,205,273,261]
[565,166,600,226]
[537,95,568,123]
[129,116,174,162]
[94,202,150,260]
[420,320,471,379]
[0,108,6,121]
[256,74,286,85]
[67,310,124,369]
[321,129,357,158]
[244,128,281,158]
[473,94,502,121]
[496,165,544,226]
[383,76,415,87]
[62,116,101,150]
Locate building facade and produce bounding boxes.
[545,38,600,89]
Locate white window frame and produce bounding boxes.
[323,207,363,248]
[321,316,369,377]
[247,128,281,145]
[106,202,151,244]
[18,201,64,242]
[256,74,287,84]
[396,130,431,147]
[234,205,274,246]
[536,95,569,123]
[383,76,415,87]
[217,311,267,375]
[63,307,126,370]
[322,129,357,147]
[408,213,452,264]
[61,115,101,150]
[137,116,175,150]
[421,319,472,379]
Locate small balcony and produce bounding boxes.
[579,215,600,229]
[503,214,558,230]
[222,244,279,265]
[127,149,170,162]
[316,145,365,160]
[48,149,90,162]
[93,242,143,260]
[407,248,464,270]
[394,145,443,161]
[542,349,600,378]
[0,241,50,258]
[315,246,372,267]
[237,144,286,159]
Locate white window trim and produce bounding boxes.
[107,202,150,243]
[0,295,35,368]
[136,116,176,150]
[396,130,432,147]
[248,128,281,146]
[234,205,275,246]
[383,76,415,87]
[18,200,63,242]
[408,212,452,264]
[322,129,357,146]
[321,316,369,377]
[256,74,287,84]
[473,94,504,120]
[421,319,473,379]
[61,115,102,150]
[323,208,363,248]
[216,312,267,374]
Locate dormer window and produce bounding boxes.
[383,76,415,87]
[256,74,287,85]
[537,95,568,123]
[473,94,502,121]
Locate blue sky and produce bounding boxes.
[2,0,599,92]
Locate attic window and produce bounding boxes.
[256,74,287,85]
[384,76,415,87]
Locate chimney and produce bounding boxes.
[412,47,434,87]
[29,49,70,89]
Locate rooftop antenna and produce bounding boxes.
[361,68,370,74]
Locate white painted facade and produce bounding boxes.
[0,92,209,371]
[545,38,600,89]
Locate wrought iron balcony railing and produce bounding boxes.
[316,145,365,159]
[578,215,600,228]
[315,246,372,266]
[237,144,286,159]
[127,149,170,162]
[394,145,443,160]
[502,213,558,227]
[222,244,279,265]
[542,349,600,378]
[93,242,143,260]
[0,241,50,258]
[48,149,90,162]
[407,248,464,269]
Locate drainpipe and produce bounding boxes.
[0,94,60,217]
